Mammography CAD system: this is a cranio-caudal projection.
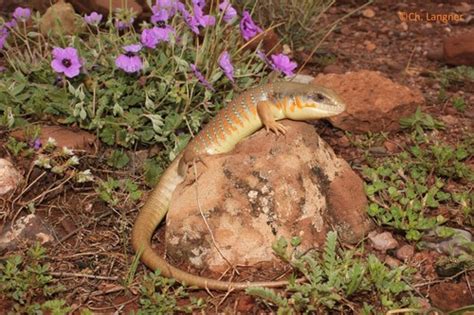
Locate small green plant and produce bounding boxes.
[247,232,417,313]
[0,243,70,313]
[363,137,473,240]
[0,1,280,167]
[135,270,205,314]
[451,96,466,112]
[400,107,444,143]
[240,0,336,49]
[5,136,29,156]
[32,139,94,183]
[97,177,142,206]
[26,299,72,315]
[437,86,449,103]
[411,141,474,181]
[452,192,473,225]
[143,157,165,186]
[107,149,130,169]
[437,66,474,88]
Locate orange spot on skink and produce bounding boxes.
[295,96,303,109]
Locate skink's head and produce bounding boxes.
[273,82,346,120]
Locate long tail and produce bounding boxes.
[131,155,292,290]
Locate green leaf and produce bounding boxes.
[107,150,130,169]
[143,158,163,186]
[9,83,26,96]
[113,103,124,116]
[406,230,421,241]
[144,114,164,134]
[290,236,301,247]
[323,231,338,274]
[99,127,116,146]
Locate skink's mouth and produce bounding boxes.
[319,102,346,114]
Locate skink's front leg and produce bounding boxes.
[257,101,287,135]
[178,152,209,186]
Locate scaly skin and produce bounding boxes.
[131,82,346,290]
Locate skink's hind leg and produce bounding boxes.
[257,101,287,135]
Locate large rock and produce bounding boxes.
[0,0,50,14]
[40,0,77,36]
[10,125,97,153]
[312,70,424,133]
[165,121,373,273]
[69,0,144,19]
[0,214,54,251]
[0,159,22,196]
[443,31,474,66]
[0,0,148,22]
[94,0,143,15]
[430,282,474,312]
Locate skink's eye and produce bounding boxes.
[314,93,325,102]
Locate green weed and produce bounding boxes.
[363,138,473,240]
[31,139,94,183]
[0,243,70,314]
[241,0,335,49]
[5,137,29,156]
[247,232,417,313]
[96,177,142,206]
[134,270,205,314]
[400,107,444,143]
[437,66,474,89]
[451,96,467,112]
[107,149,130,169]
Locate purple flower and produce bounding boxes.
[270,53,297,76]
[30,138,42,150]
[154,24,174,41]
[115,17,134,30]
[5,19,17,29]
[124,44,142,53]
[141,26,174,48]
[152,0,182,18]
[12,7,31,22]
[218,51,234,82]
[192,0,206,8]
[115,44,143,73]
[240,10,262,41]
[193,4,215,28]
[141,28,159,49]
[0,28,8,50]
[190,64,214,91]
[51,47,82,78]
[256,49,270,64]
[151,9,170,24]
[219,0,237,23]
[179,3,214,34]
[179,6,199,34]
[84,12,103,26]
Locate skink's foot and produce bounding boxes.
[182,157,208,187]
[265,122,287,135]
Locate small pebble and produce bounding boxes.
[383,140,399,153]
[323,64,344,74]
[369,231,399,252]
[362,8,376,18]
[385,256,401,268]
[395,245,415,261]
[364,40,377,52]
